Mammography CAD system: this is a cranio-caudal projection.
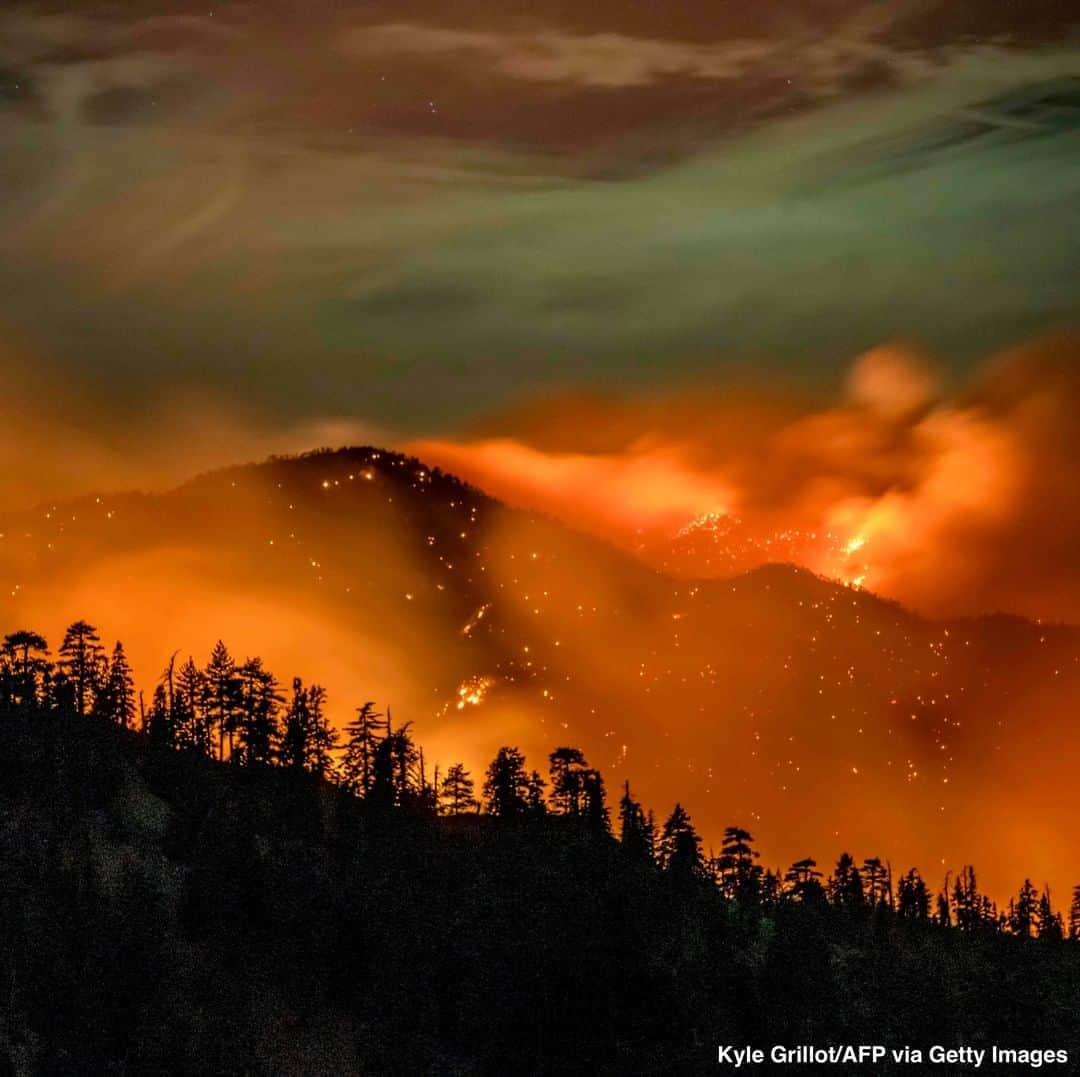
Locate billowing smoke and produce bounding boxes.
[412,334,1080,622]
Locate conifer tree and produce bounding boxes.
[1036,887,1063,942]
[525,769,548,818]
[280,677,313,772]
[861,857,890,907]
[936,875,952,926]
[784,858,825,902]
[235,657,283,766]
[827,853,865,910]
[101,640,136,728]
[618,781,653,862]
[146,683,174,748]
[717,826,761,900]
[58,621,104,716]
[658,803,703,880]
[340,702,384,796]
[483,747,530,818]
[203,640,240,761]
[953,866,984,932]
[174,657,209,755]
[897,869,931,921]
[581,769,609,833]
[1011,878,1039,937]
[440,762,478,815]
[1068,884,1080,942]
[307,683,338,779]
[1,631,50,710]
[548,747,589,816]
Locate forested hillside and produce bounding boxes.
[1,626,1078,1074]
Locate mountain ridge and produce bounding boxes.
[1,443,1077,901]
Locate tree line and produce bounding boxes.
[3,620,1079,943]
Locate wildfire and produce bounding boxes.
[454,674,495,710]
[462,603,492,637]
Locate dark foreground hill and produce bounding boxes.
[1,701,1079,1076]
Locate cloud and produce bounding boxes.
[339,24,781,89]
[845,344,940,416]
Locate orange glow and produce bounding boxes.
[0,337,1077,908]
[411,335,1080,623]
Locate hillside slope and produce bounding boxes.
[0,446,1077,899]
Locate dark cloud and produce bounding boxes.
[0,1,1076,518]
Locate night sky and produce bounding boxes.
[2,2,1078,445]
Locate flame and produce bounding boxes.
[454,675,495,710]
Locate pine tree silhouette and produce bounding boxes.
[203,641,240,761]
[525,769,547,818]
[483,747,530,818]
[827,853,864,910]
[58,621,104,716]
[659,803,704,880]
[897,869,931,921]
[717,827,762,901]
[439,762,478,815]
[1,630,50,710]
[548,747,589,816]
[618,782,653,863]
[307,683,338,779]
[101,641,136,728]
[1068,885,1080,941]
[174,656,208,755]
[784,858,825,902]
[235,657,283,766]
[1036,887,1064,941]
[1011,878,1039,937]
[341,702,385,796]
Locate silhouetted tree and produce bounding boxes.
[1011,878,1039,937]
[1,630,50,710]
[784,858,824,903]
[826,853,864,910]
[618,782,654,863]
[307,683,338,779]
[203,641,241,761]
[280,677,313,773]
[58,620,104,716]
[146,683,174,747]
[936,877,952,927]
[235,657,283,766]
[483,747,530,818]
[658,803,703,881]
[953,866,991,932]
[759,868,782,910]
[861,857,891,908]
[340,702,384,796]
[525,770,547,818]
[146,652,181,747]
[1067,885,1080,942]
[581,769,609,834]
[100,640,136,728]
[174,656,209,755]
[1037,888,1064,942]
[897,869,931,921]
[717,826,761,900]
[548,747,589,816]
[440,762,478,815]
